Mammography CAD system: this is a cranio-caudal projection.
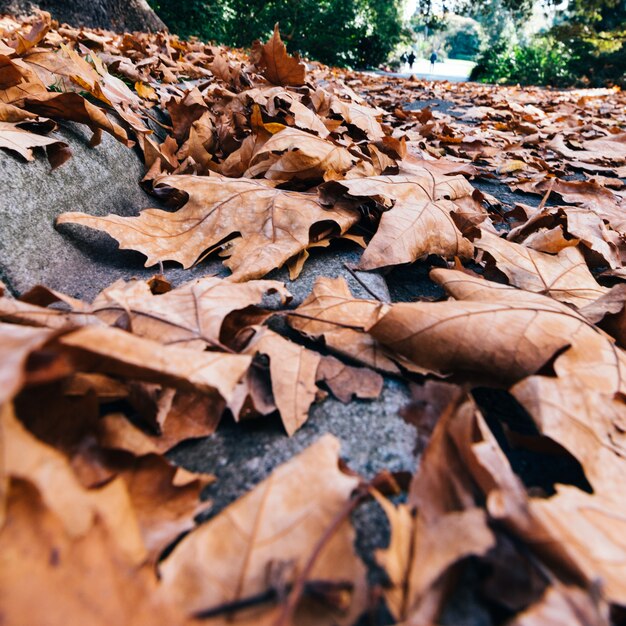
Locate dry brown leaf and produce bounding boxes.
[250,24,306,87]
[57,324,251,401]
[288,276,397,373]
[0,322,56,404]
[159,435,367,623]
[89,276,290,348]
[58,174,359,281]
[0,404,145,562]
[241,327,321,436]
[0,120,67,162]
[321,172,476,270]
[511,375,626,496]
[0,479,188,626]
[24,91,130,146]
[316,355,383,403]
[244,127,355,182]
[368,268,626,389]
[475,229,608,307]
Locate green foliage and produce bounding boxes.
[468,0,625,87]
[442,14,484,60]
[148,0,406,68]
[471,35,575,85]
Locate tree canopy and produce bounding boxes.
[149,0,406,68]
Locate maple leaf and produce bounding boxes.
[57,174,359,281]
[159,435,367,622]
[320,171,476,270]
[250,24,306,87]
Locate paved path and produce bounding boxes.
[374,58,476,83]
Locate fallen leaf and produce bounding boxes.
[58,174,359,281]
[250,24,306,87]
[159,435,367,623]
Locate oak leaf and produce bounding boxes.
[321,172,476,270]
[288,276,397,373]
[244,127,355,182]
[58,174,359,281]
[475,229,608,307]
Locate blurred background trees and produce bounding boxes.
[146,0,624,85]
[147,0,405,68]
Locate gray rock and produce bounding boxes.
[0,0,166,32]
[170,379,415,516]
[0,122,222,299]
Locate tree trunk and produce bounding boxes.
[0,0,166,32]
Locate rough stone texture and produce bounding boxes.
[0,0,166,32]
[171,379,415,516]
[0,122,222,299]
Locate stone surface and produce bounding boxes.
[0,122,222,299]
[171,379,415,515]
[0,0,166,32]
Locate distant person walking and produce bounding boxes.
[429,51,438,72]
[407,51,416,70]
[400,52,407,65]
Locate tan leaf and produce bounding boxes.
[368,268,626,389]
[24,91,130,146]
[242,327,321,436]
[0,404,145,562]
[0,119,67,161]
[288,276,398,373]
[57,325,251,401]
[0,323,55,405]
[316,355,383,403]
[57,174,358,281]
[89,276,290,348]
[0,479,188,626]
[321,172,476,270]
[244,127,354,182]
[250,24,306,87]
[511,375,626,496]
[159,435,367,623]
[475,230,608,307]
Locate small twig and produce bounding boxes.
[537,177,556,211]
[193,579,354,620]
[276,310,366,331]
[272,484,371,626]
[143,109,173,131]
[194,587,277,619]
[342,263,388,303]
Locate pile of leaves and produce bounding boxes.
[2,10,626,625]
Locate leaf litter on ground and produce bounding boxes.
[1,9,626,626]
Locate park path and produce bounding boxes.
[376,58,475,82]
